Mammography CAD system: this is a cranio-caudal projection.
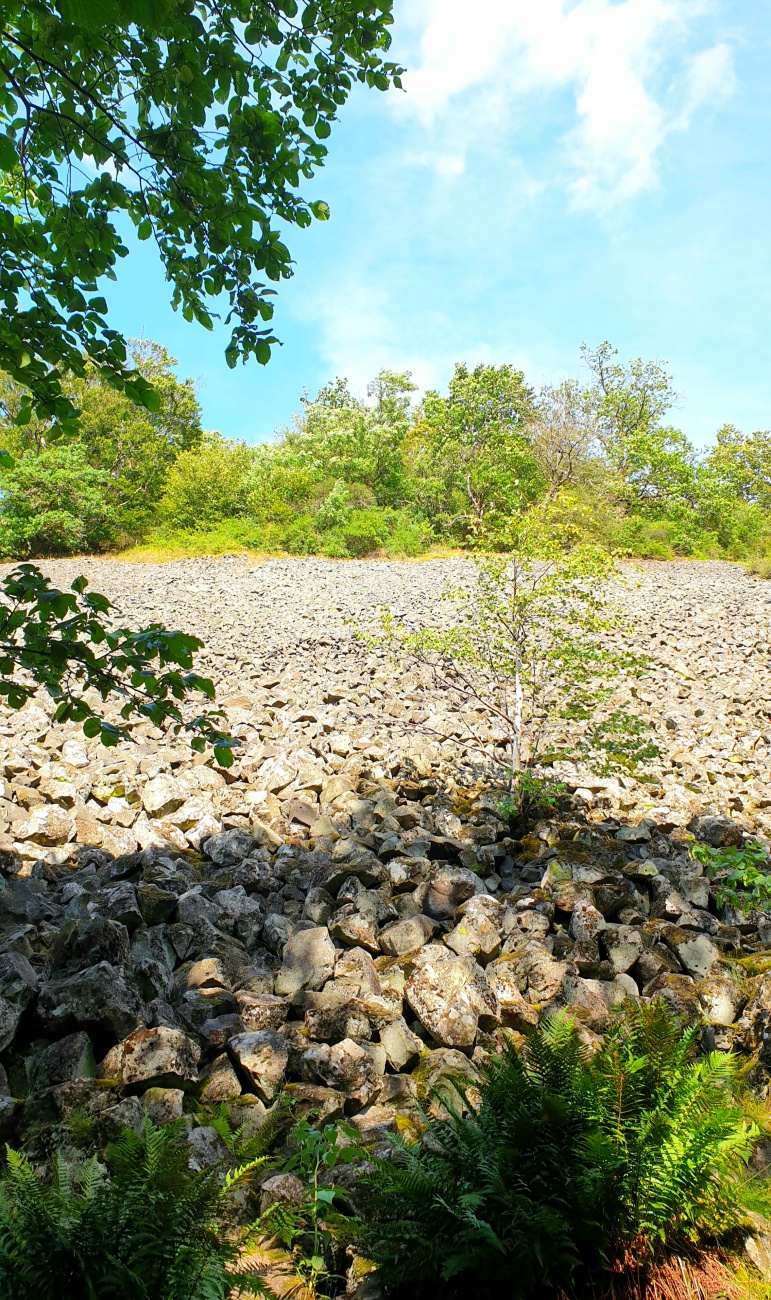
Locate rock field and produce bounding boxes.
[0,555,770,1185]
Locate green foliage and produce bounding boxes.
[2,343,770,563]
[0,443,118,556]
[407,362,541,543]
[0,562,236,763]
[0,1,402,426]
[497,772,567,822]
[160,435,254,530]
[691,839,771,913]
[258,1119,363,1298]
[384,539,648,781]
[0,343,204,551]
[0,1119,268,1299]
[362,1004,770,1300]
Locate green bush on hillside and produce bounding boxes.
[0,445,118,556]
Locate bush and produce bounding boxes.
[0,1120,266,1299]
[280,515,319,555]
[0,446,117,556]
[362,1004,770,1300]
[159,435,254,530]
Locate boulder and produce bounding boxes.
[378,914,435,957]
[102,1026,200,1091]
[663,929,719,979]
[141,776,185,819]
[405,946,498,1048]
[26,1032,96,1091]
[274,927,336,997]
[228,1029,289,1102]
[37,962,146,1044]
[203,828,257,865]
[302,1038,384,1110]
[379,1017,423,1071]
[688,814,743,848]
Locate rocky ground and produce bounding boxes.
[0,556,770,1273]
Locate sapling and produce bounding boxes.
[381,538,652,808]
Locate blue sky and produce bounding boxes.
[107,0,771,449]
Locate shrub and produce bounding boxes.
[0,445,117,556]
[280,515,319,555]
[362,1004,770,1300]
[159,435,254,530]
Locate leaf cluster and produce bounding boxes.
[0,561,237,762]
[691,839,771,914]
[0,0,402,425]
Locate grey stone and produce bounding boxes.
[102,1026,200,1091]
[274,927,336,997]
[228,1029,289,1102]
[38,962,146,1044]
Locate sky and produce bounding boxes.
[106,0,771,448]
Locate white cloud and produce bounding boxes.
[395,0,735,210]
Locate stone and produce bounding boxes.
[379,1017,423,1071]
[688,814,743,848]
[615,824,652,843]
[185,1125,233,1173]
[642,972,701,1025]
[0,952,39,1050]
[37,962,146,1045]
[228,1030,289,1102]
[102,1026,200,1091]
[260,1173,305,1213]
[485,963,540,1031]
[570,899,606,942]
[142,776,185,818]
[236,993,289,1032]
[302,1038,383,1109]
[305,997,372,1043]
[26,1032,97,1091]
[405,946,498,1048]
[203,828,257,865]
[602,925,644,975]
[143,1087,185,1124]
[199,1053,243,1102]
[274,927,336,997]
[444,896,502,964]
[329,906,380,953]
[378,914,435,957]
[696,975,746,1026]
[663,929,719,979]
[15,805,75,846]
[423,867,481,922]
[199,1013,246,1055]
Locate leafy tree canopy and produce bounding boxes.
[0,0,402,429]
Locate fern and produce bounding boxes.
[0,1120,272,1300]
[362,1002,771,1299]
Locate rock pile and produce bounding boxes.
[1,780,771,1157]
[0,556,768,1159]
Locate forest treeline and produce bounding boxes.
[1,339,769,564]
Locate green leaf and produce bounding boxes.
[213,744,234,768]
[0,450,15,470]
[82,717,101,737]
[0,133,17,170]
[309,200,330,221]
